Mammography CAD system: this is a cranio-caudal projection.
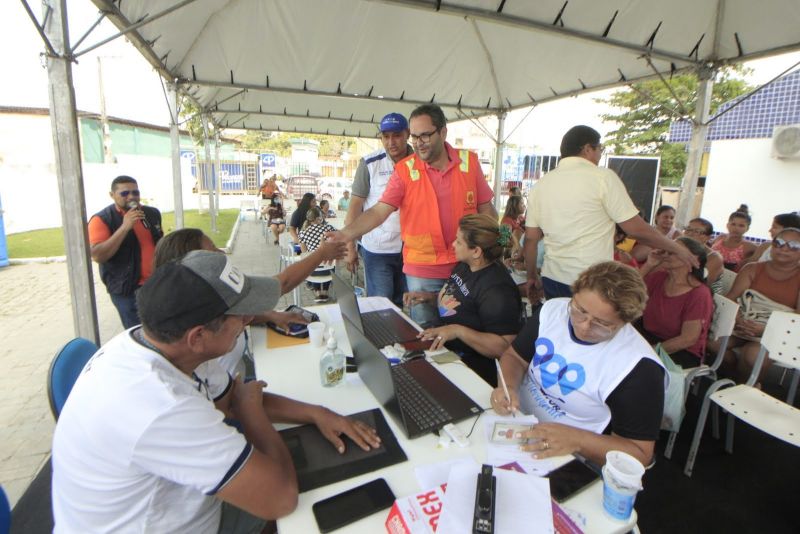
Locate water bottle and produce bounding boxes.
[319,330,345,387]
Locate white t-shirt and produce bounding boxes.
[215,332,247,377]
[518,299,664,434]
[526,157,639,285]
[52,329,250,534]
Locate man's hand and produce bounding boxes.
[403,291,436,309]
[268,311,308,332]
[312,408,382,454]
[324,229,350,243]
[345,243,359,273]
[121,207,145,231]
[524,275,543,303]
[316,240,347,262]
[490,385,519,416]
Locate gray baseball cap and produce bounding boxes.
[138,250,280,331]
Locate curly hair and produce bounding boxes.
[570,261,648,323]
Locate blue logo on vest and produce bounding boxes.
[533,337,586,396]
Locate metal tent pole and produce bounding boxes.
[43,0,99,344]
[167,83,184,229]
[676,66,715,228]
[201,113,217,232]
[214,130,222,223]
[493,112,506,213]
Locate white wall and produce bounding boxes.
[702,138,800,240]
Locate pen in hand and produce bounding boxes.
[495,359,515,418]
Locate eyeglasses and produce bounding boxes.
[568,299,619,338]
[683,227,708,235]
[772,237,800,251]
[118,190,140,198]
[409,128,440,144]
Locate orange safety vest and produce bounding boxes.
[395,149,481,266]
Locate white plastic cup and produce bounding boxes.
[602,451,645,521]
[307,322,326,347]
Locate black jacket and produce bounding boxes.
[93,204,163,296]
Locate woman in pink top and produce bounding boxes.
[711,205,757,272]
[638,237,713,368]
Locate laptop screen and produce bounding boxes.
[341,315,395,407]
[333,274,364,332]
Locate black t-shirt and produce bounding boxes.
[511,310,664,441]
[289,207,307,231]
[438,262,523,386]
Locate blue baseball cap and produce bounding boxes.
[379,113,408,133]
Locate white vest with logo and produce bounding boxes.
[518,299,665,434]
[360,148,402,254]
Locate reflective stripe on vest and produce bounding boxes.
[459,150,470,173]
[405,158,420,181]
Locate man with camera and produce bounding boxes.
[88,175,164,328]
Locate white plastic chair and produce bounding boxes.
[278,233,301,305]
[684,311,800,477]
[663,294,739,459]
[716,268,737,295]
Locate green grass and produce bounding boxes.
[6,209,239,258]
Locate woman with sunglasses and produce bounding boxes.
[716,227,800,384]
[637,237,713,368]
[489,262,666,467]
[745,212,800,265]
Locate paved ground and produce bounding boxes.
[0,211,333,507]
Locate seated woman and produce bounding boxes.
[746,212,800,264]
[490,262,665,467]
[500,195,526,247]
[714,227,800,384]
[632,205,680,262]
[319,199,337,219]
[711,204,757,272]
[637,237,713,368]
[153,227,347,374]
[266,193,286,245]
[682,217,724,292]
[406,214,524,387]
[298,207,338,302]
[288,193,317,251]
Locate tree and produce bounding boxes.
[238,132,357,158]
[598,67,753,186]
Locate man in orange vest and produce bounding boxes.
[328,104,496,326]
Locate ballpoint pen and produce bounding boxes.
[495,359,515,418]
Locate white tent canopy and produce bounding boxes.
[91,0,800,137]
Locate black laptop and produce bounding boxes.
[333,273,430,349]
[342,315,482,438]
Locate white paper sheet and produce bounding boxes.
[437,463,554,534]
[414,457,478,490]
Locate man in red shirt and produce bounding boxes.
[329,104,496,325]
[88,176,163,328]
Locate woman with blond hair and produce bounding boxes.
[490,261,666,467]
[405,214,523,386]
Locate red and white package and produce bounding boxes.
[385,484,447,534]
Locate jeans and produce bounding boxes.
[360,247,406,307]
[405,275,448,327]
[110,292,140,329]
[542,276,572,300]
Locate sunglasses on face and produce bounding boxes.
[118,190,140,198]
[772,237,800,251]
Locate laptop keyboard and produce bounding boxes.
[392,365,452,432]
[362,312,403,347]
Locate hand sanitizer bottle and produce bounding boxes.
[320,330,345,387]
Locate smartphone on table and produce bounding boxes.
[266,305,319,337]
[312,478,395,532]
[547,458,601,503]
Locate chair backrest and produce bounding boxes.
[717,269,737,295]
[47,337,98,420]
[0,484,10,534]
[761,311,800,371]
[710,294,739,341]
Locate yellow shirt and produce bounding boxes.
[526,157,639,285]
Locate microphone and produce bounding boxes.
[127,201,150,229]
